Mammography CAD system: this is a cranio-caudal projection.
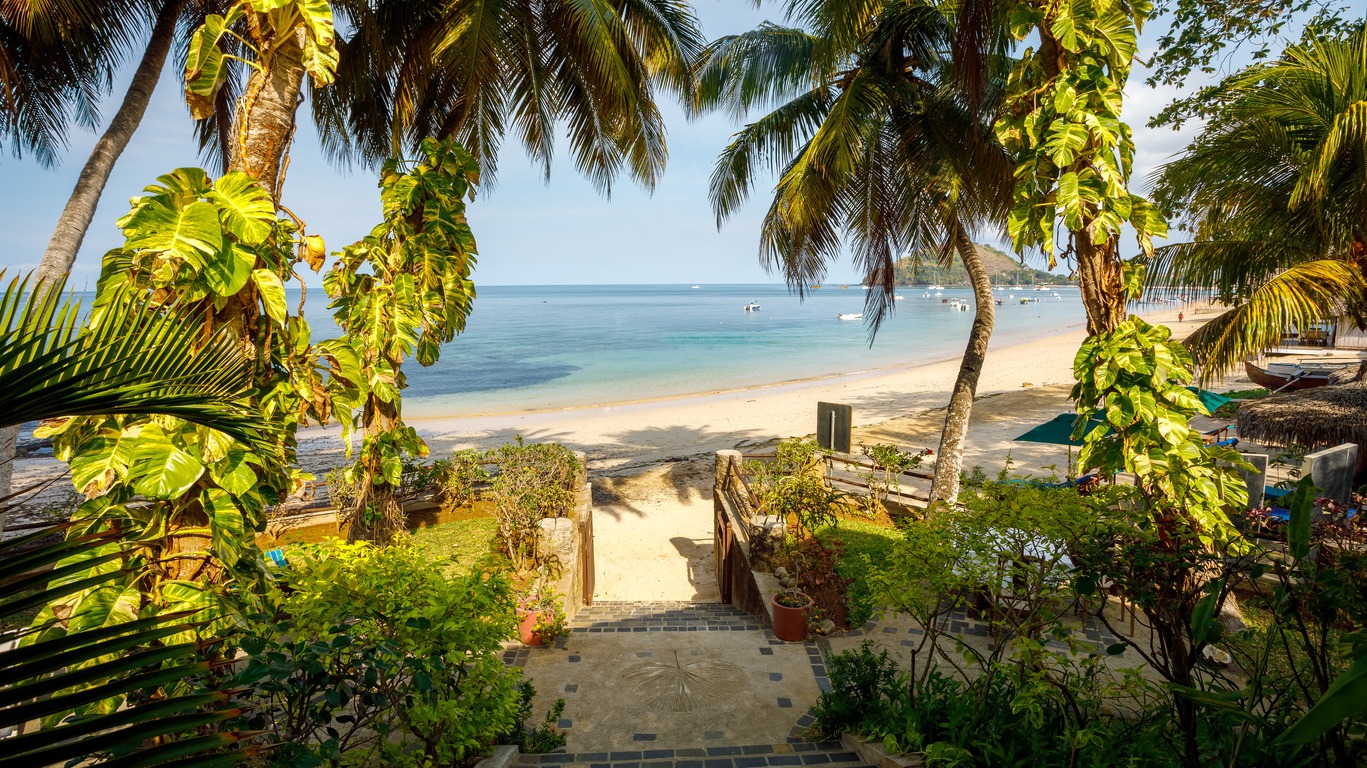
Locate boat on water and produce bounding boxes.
[1244,360,1343,391]
[744,301,761,311]
[894,294,905,301]
[691,285,700,289]
[928,284,945,290]
[837,312,863,320]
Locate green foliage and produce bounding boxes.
[483,438,580,571]
[1147,25,1367,374]
[0,527,250,767]
[325,137,479,543]
[814,518,900,627]
[0,272,265,445]
[811,640,900,737]
[438,448,490,512]
[1071,316,1249,536]
[746,439,844,543]
[409,516,501,576]
[235,539,522,766]
[38,166,346,649]
[501,682,567,754]
[184,1,338,121]
[996,0,1166,272]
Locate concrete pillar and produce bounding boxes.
[1305,444,1358,504]
[715,449,741,492]
[1238,453,1268,509]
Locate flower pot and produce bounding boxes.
[517,609,548,646]
[771,592,812,642]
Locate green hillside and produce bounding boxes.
[893,243,1070,286]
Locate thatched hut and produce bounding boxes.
[1237,385,1367,473]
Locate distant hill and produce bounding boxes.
[893,243,1070,286]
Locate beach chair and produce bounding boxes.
[1201,425,1236,445]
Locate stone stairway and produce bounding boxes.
[514,740,872,768]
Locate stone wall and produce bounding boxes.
[538,451,592,624]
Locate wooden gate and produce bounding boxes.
[579,506,594,606]
[716,506,733,604]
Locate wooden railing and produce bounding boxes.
[735,449,935,514]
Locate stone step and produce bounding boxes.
[572,601,765,633]
[515,741,870,768]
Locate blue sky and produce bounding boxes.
[2,1,1205,288]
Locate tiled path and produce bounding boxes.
[505,602,833,753]
[514,740,870,768]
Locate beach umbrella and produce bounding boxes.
[1237,385,1367,454]
[1012,413,1108,446]
[1186,387,1232,413]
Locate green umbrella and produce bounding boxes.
[1012,413,1109,446]
[1186,386,1232,413]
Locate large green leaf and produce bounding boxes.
[122,198,223,267]
[1279,654,1367,744]
[67,432,135,497]
[208,171,277,245]
[130,440,205,499]
[201,489,245,565]
[252,269,288,324]
[184,10,245,120]
[201,242,254,295]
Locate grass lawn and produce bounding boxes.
[409,515,505,576]
[817,517,904,627]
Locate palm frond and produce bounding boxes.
[0,272,268,449]
[1184,260,1367,379]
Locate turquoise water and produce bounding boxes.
[293,284,1085,417]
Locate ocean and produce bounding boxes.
[294,283,1089,418]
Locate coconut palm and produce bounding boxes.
[695,1,1013,501]
[1148,23,1367,377]
[309,0,704,192]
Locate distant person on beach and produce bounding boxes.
[1178,312,1184,323]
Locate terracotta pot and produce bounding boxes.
[771,592,812,642]
[517,609,548,646]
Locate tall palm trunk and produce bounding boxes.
[35,0,186,289]
[930,226,996,503]
[231,30,306,201]
[0,0,188,530]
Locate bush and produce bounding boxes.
[439,448,490,513]
[234,539,523,766]
[486,438,579,570]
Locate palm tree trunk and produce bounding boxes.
[231,29,306,201]
[930,226,996,503]
[34,0,186,290]
[1075,226,1127,335]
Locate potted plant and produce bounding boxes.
[517,586,567,646]
[772,587,812,642]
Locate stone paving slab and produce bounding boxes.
[515,740,868,768]
[509,601,822,751]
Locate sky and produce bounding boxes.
[1,1,1212,289]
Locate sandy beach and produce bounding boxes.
[8,303,1250,599]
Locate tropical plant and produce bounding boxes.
[694,1,1014,502]
[40,166,353,643]
[0,268,270,766]
[312,0,704,192]
[325,138,479,543]
[1147,24,1367,376]
[991,0,1167,336]
[234,539,523,766]
[485,439,579,571]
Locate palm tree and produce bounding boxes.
[309,0,704,192]
[695,1,1012,502]
[1147,23,1367,377]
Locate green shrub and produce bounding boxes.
[439,448,490,512]
[235,539,522,766]
[486,438,579,570]
[500,681,567,754]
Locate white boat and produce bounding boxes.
[1036,285,1049,291]
[928,284,945,290]
[893,294,905,301]
[691,285,700,289]
[837,312,863,320]
[744,302,761,311]
[934,291,943,296]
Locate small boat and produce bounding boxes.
[810,284,823,289]
[893,294,905,301]
[1244,360,1340,391]
[941,298,949,303]
[994,299,1004,306]
[928,284,945,290]
[957,303,969,311]
[837,312,863,320]
[691,285,700,289]
[934,291,943,296]
[839,285,849,289]
[744,302,761,311]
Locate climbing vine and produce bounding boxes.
[325,138,480,543]
[37,168,358,645]
[995,0,1167,334]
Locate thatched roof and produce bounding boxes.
[1237,385,1367,449]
